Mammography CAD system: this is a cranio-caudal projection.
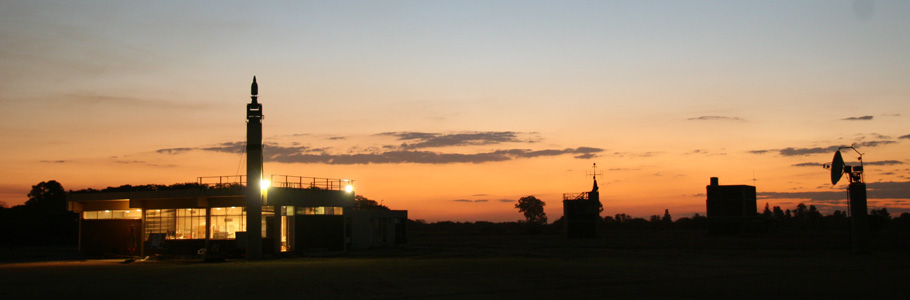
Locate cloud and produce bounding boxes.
[453,199,491,203]
[156,147,194,155]
[39,160,67,163]
[115,160,146,164]
[498,199,514,203]
[687,116,745,121]
[865,160,905,166]
[760,181,910,201]
[612,151,662,158]
[200,142,247,154]
[158,142,602,164]
[380,131,532,149]
[792,162,824,167]
[751,140,896,156]
[791,160,903,167]
[900,134,910,140]
[265,147,603,164]
[114,160,177,168]
[154,131,602,164]
[842,115,873,121]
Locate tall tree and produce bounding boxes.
[26,180,67,213]
[515,196,547,224]
[762,203,772,217]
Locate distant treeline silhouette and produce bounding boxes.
[409,204,910,235]
[3,180,909,247]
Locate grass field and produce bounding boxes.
[2,230,908,299]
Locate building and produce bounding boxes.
[562,176,602,239]
[67,78,407,258]
[705,177,757,235]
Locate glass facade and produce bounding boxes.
[83,209,142,219]
[175,208,206,239]
[210,207,246,239]
[296,206,343,215]
[145,209,176,240]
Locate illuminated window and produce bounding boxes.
[83,209,141,220]
[295,206,343,215]
[145,209,176,240]
[210,207,246,239]
[175,208,206,239]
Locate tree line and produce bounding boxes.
[0,181,78,248]
[412,194,910,235]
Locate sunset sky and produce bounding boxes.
[2,1,908,222]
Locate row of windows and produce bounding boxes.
[83,209,142,219]
[83,206,342,240]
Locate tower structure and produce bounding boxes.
[246,76,263,259]
[705,177,757,235]
[562,163,603,239]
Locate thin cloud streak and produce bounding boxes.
[379,131,534,149]
[155,140,603,164]
[751,140,896,156]
[760,181,910,201]
[792,160,903,167]
[842,115,873,121]
[687,116,745,121]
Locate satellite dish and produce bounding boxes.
[831,150,845,185]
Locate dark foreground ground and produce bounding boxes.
[2,230,909,299]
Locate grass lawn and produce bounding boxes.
[2,231,908,299]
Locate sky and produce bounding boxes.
[1,0,909,222]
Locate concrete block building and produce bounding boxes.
[705,177,757,235]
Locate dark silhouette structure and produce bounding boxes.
[705,177,757,235]
[67,77,407,258]
[826,147,870,253]
[562,173,602,239]
[246,76,264,259]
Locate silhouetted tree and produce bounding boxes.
[3,181,78,246]
[794,203,808,219]
[662,209,672,224]
[26,180,67,213]
[772,206,785,220]
[869,207,891,232]
[515,196,547,224]
[807,205,822,219]
[354,195,390,210]
[614,213,632,223]
[762,203,772,217]
[674,213,708,230]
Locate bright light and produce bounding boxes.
[345,184,354,193]
[260,179,271,189]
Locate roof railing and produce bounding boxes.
[563,192,589,201]
[270,175,353,191]
[197,175,246,187]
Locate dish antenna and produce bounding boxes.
[823,145,864,185]
[822,145,870,254]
